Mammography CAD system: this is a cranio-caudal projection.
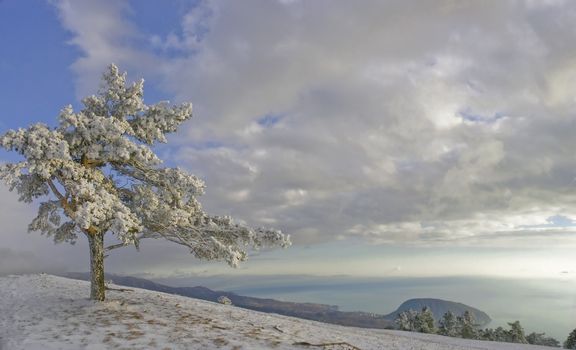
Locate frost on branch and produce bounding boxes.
[0,64,290,265]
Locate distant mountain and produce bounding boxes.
[384,298,491,326]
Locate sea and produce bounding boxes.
[158,274,575,341]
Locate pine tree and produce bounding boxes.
[493,326,508,342]
[507,321,527,344]
[526,332,542,344]
[565,328,576,349]
[438,311,458,337]
[457,311,477,339]
[526,332,560,347]
[0,65,290,301]
[479,328,496,341]
[395,310,418,331]
[413,307,436,334]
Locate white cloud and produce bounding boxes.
[52,0,576,248]
[52,0,158,98]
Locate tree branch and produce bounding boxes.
[47,178,76,219]
[104,233,145,256]
[105,242,127,252]
[81,154,105,168]
[46,178,65,201]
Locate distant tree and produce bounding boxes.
[412,307,436,334]
[546,336,561,347]
[457,311,477,339]
[395,310,418,331]
[479,328,495,341]
[0,64,290,301]
[438,311,458,337]
[526,332,560,347]
[493,326,508,342]
[525,332,541,344]
[217,296,232,305]
[436,313,559,347]
[507,321,527,344]
[565,328,576,349]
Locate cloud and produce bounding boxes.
[52,0,576,248]
[0,248,65,275]
[51,0,159,98]
[0,183,89,273]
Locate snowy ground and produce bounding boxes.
[0,274,557,350]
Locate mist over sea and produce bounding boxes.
[156,275,575,341]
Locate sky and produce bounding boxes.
[1,0,576,296]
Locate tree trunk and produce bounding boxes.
[87,233,106,301]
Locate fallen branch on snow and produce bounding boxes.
[105,287,134,292]
[293,341,362,350]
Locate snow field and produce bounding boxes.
[0,275,556,350]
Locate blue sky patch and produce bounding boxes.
[257,114,283,128]
[459,109,505,124]
[520,215,576,229]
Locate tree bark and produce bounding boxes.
[87,233,106,301]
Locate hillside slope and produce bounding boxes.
[65,272,394,329]
[0,275,554,350]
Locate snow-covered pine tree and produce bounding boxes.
[457,311,477,339]
[565,328,576,349]
[395,310,418,331]
[507,321,527,344]
[493,326,508,342]
[413,307,436,334]
[525,332,543,345]
[526,332,560,347]
[438,311,458,337]
[479,328,496,341]
[0,64,290,301]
